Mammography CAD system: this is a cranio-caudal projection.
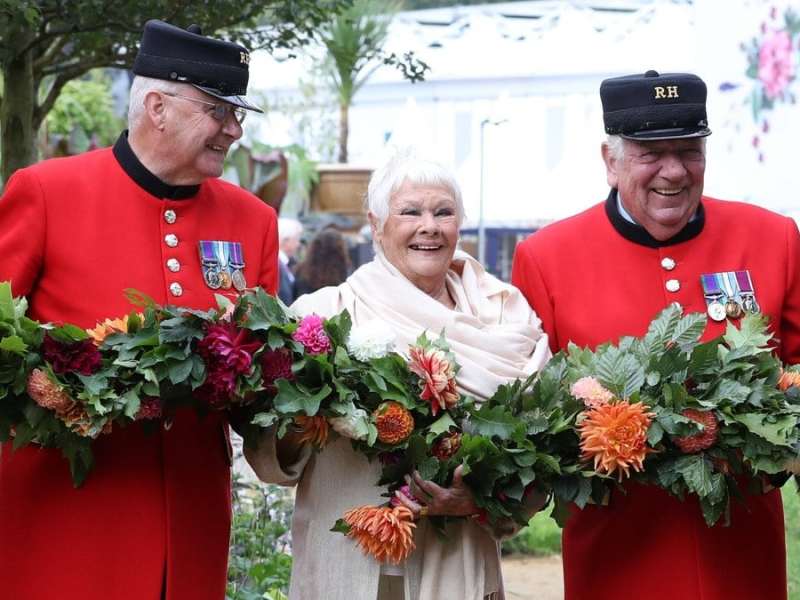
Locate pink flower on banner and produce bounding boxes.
[292,314,332,355]
[570,376,614,409]
[42,335,102,375]
[408,345,459,416]
[758,29,794,99]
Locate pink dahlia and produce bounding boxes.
[758,29,794,99]
[292,314,332,355]
[42,335,102,375]
[408,345,459,416]
[390,484,422,508]
[570,376,614,409]
[261,348,295,390]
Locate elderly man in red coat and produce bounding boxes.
[0,20,278,600]
[513,70,800,600]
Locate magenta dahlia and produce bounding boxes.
[292,314,332,355]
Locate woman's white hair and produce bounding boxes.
[366,150,466,232]
[127,76,184,130]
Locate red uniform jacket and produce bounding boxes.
[0,135,278,600]
[512,192,800,600]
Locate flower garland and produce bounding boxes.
[2,282,799,563]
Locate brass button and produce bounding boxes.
[164,210,177,224]
[166,258,181,272]
[665,279,680,293]
[165,234,179,248]
[661,257,676,271]
[169,282,183,297]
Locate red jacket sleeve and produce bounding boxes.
[512,238,559,353]
[0,168,46,297]
[779,215,800,364]
[258,207,279,296]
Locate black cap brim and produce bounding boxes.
[621,126,712,141]
[193,84,263,113]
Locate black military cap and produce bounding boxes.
[132,20,262,113]
[600,70,710,140]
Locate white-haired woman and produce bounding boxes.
[246,154,551,600]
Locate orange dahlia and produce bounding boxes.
[374,402,415,445]
[27,368,74,413]
[673,409,719,454]
[778,369,800,391]
[343,504,416,564]
[86,314,139,345]
[579,400,654,481]
[294,415,329,449]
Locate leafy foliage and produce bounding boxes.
[227,476,292,600]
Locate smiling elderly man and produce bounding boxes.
[512,70,800,600]
[0,20,278,600]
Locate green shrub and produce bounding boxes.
[227,477,293,600]
[502,506,562,556]
[786,483,800,600]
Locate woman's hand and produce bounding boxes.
[395,465,479,519]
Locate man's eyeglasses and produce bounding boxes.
[163,92,247,125]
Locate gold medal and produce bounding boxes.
[219,269,233,289]
[725,299,744,319]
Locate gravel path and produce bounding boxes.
[502,555,564,600]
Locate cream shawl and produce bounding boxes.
[245,250,550,600]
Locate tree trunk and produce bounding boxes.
[1,24,37,187]
[338,100,349,163]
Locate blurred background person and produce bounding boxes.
[277,217,303,304]
[293,228,352,297]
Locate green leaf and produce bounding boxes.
[0,282,15,320]
[723,313,772,350]
[674,454,713,497]
[0,335,27,353]
[168,358,195,384]
[469,404,519,439]
[595,346,646,399]
[273,380,332,416]
[428,413,456,437]
[417,456,439,481]
[732,413,795,447]
[670,313,706,347]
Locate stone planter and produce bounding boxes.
[310,164,373,227]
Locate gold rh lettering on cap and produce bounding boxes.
[240,52,250,65]
[655,86,680,99]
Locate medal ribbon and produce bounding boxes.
[214,241,231,270]
[199,241,217,264]
[720,271,738,302]
[701,273,723,296]
[230,242,244,268]
[735,270,754,294]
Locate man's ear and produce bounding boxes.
[143,90,168,131]
[600,142,619,189]
[367,212,381,246]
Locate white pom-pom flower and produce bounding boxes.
[347,320,397,361]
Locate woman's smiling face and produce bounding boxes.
[372,181,460,294]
